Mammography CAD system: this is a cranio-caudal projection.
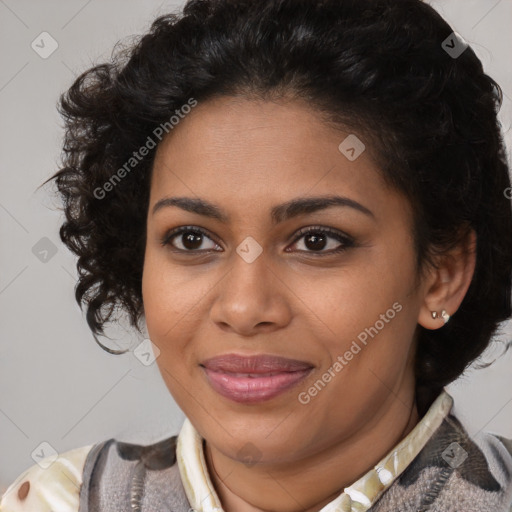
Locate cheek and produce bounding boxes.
[141,272,169,337]
[141,246,188,330]
[142,261,197,401]
[141,252,209,368]
[298,258,408,338]
[141,249,180,347]
[309,243,417,379]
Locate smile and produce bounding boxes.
[202,367,313,404]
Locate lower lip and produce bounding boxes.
[202,367,313,404]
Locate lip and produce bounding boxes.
[200,353,314,404]
[201,353,314,373]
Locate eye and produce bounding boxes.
[160,226,221,252]
[160,225,354,256]
[286,226,354,255]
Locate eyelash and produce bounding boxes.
[160,225,355,256]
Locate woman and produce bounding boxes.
[1,0,511,510]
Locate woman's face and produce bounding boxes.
[142,96,429,464]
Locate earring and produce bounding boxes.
[441,310,450,324]
[430,310,450,324]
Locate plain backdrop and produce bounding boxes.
[1,0,511,492]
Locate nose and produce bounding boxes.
[209,249,292,337]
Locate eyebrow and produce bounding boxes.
[152,195,375,223]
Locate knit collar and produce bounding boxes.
[176,389,453,512]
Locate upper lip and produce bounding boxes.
[200,353,314,373]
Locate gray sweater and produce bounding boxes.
[78,413,512,512]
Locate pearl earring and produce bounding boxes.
[431,310,450,324]
[441,309,450,324]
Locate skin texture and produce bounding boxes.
[141,96,476,512]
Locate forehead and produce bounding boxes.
[149,96,405,224]
[154,95,360,162]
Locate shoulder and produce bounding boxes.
[437,423,512,511]
[422,415,512,509]
[373,412,512,511]
[0,444,95,512]
[80,435,183,511]
[472,429,512,493]
[0,435,180,512]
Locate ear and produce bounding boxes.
[418,228,477,330]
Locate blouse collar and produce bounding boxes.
[176,389,453,512]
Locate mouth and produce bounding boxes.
[200,353,314,404]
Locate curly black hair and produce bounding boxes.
[45,0,512,414]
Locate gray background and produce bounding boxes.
[1,0,511,492]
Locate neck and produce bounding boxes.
[204,392,420,512]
